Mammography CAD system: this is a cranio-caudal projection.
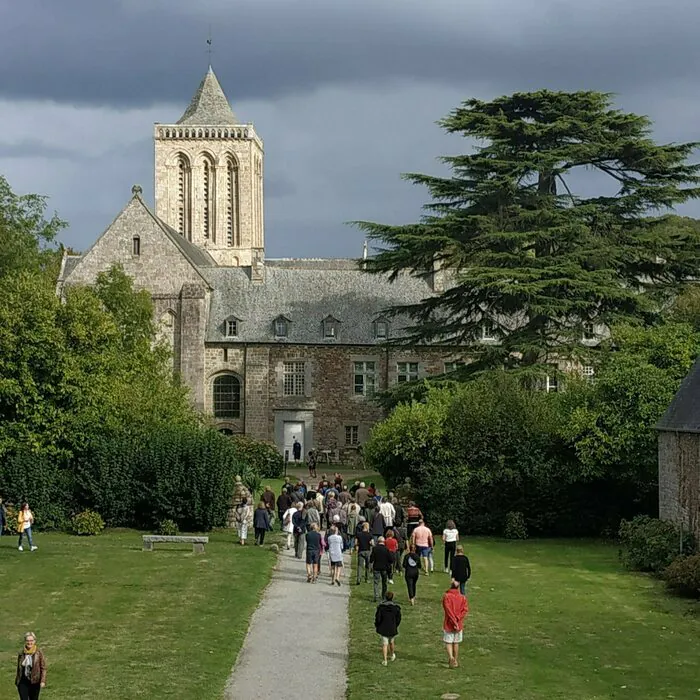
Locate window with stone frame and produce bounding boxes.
[274,316,289,338]
[225,318,238,337]
[283,361,306,396]
[354,361,377,396]
[397,361,419,383]
[545,365,559,393]
[374,319,389,340]
[481,320,497,341]
[213,374,241,418]
[444,360,465,374]
[322,315,340,339]
[582,321,596,341]
[345,425,359,446]
[581,365,595,381]
[132,235,141,256]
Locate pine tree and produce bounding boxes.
[357,90,700,376]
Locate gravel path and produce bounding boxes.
[224,544,350,700]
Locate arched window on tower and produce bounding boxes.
[226,156,240,247]
[213,374,241,418]
[176,154,192,240]
[202,155,216,243]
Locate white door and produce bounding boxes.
[283,422,304,462]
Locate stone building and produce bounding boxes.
[657,358,700,540]
[57,66,460,462]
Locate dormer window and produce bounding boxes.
[274,316,290,338]
[582,321,595,341]
[374,319,389,340]
[224,316,239,338]
[481,320,496,341]
[322,315,340,340]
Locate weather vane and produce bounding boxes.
[207,25,213,65]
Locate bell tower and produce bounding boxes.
[154,67,264,267]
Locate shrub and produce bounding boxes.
[664,554,700,598]
[157,519,179,536]
[229,436,284,478]
[504,511,528,539]
[72,509,105,536]
[618,515,694,573]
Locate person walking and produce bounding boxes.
[234,498,252,545]
[277,488,292,531]
[307,449,317,478]
[292,502,307,559]
[355,482,370,509]
[305,523,322,583]
[442,520,460,573]
[282,503,296,550]
[411,519,433,575]
[261,486,276,527]
[385,529,399,584]
[0,496,7,536]
[17,503,37,552]
[355,521,373,585]
[345,500,360,551]
[374,591,402,666]
[15,631,46,699]
[451,545,472,595]
[370,536,393,602]
[253,501,271,545]
[292,437,302,463]
[406,501,423,539]
[327,525,344,586]
[403,543,420,605]
[370,507,386,545]
[379,497,395,529]
[442,580,468,668]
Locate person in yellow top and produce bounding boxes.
[17,503,38,552]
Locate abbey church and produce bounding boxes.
[57,67,457,462]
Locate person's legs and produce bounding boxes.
[18,677,31,700]
[406,575,416,602]
[445,641,455,667]
[286,532,293,549]
[373,570,381,601]
[428,549,434,572]
[18,529,24,550]
[259,528,266,545]
[381,570,388,599]
[306,560,313,581]
[421,556,429,574]
[240,523,248,545]
[381,637,389,664]
[453,641,460,667]
[28,683,41,700]
[459,581,466,596]
[389,638,396,661]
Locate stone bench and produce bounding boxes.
[142,535,209,554]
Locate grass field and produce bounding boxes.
[348,537,700,700]
[0,529,275,699]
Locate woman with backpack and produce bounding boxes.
[402,543,420,605]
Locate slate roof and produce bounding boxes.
[177,67,238,126]
[200,258,434,344]
[657,357,700,433]
[62,255,81,278]
[148,210,216,269]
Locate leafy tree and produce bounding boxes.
[562,323,700,489]
[357,91,700,376]
[0,174,64,279]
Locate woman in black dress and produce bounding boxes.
[403,543,420,605]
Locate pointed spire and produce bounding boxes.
[177,67,238,125]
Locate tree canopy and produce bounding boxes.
[357,90,700,376]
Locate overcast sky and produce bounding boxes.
[1,0,699,258]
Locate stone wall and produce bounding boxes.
[658,430,700,541]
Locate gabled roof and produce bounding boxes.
[657,356,700,433]
[177,66,238,126]
[200,258,434,345]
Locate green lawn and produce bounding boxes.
[0,529,275,699]
[348,538,700,700]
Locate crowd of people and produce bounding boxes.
[264,472,472,668]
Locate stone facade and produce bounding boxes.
[57,67,463,464]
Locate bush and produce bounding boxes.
[504,511,528,539]
[157,519,179,536]
[664,554,700,597]
[618,515,694,573]
[72,509,105,536]
[229,436,284,478]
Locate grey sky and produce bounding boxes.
[1,0,699,257]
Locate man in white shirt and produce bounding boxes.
[379,499,395,528]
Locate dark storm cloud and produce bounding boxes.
[2,0,700,107]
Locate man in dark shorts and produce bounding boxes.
[305,523,322,583]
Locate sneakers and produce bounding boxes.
[390,653,396,662]
[381,660,388,666]
[31,546,38,551]
[18,546,23,552]
[388,579,394,584]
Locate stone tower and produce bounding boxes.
[154,66,264,267]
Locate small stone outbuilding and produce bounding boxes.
[657,357,700,540]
